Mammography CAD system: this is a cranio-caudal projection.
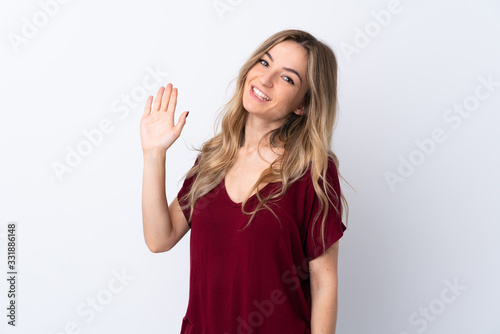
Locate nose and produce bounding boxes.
[259,71,274,88]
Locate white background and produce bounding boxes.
[1,0,499,333]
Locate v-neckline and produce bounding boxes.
[222,176,275,207]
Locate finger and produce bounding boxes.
[152,86,165,112]
[160,83,173,112]
[176,111,189,131]
[167,88,178,120]
[142,96,153,118]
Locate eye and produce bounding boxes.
[283,76,295,85]
[258,59,269,67]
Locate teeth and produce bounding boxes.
[252,87,270,101]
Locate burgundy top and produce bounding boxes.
[177,156,346,334]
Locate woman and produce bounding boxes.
[141,29,349,334]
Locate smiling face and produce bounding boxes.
[242,40,309,124]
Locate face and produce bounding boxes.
[242,40,309,124]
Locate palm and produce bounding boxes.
[140,84,188,152]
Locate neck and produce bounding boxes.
[242,113,285,152]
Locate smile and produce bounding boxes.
[251,86,271,101]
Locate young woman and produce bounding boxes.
[141,29,348,334]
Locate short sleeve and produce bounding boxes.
[303,157,347,261]
[177,156,200,228]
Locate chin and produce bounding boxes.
[242,100,252,113]
[242,93,253,112]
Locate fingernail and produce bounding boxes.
[186,111,189,118]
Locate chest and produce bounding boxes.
[188,173,312,268]
[191,180,303,256]
[224,160,272,204]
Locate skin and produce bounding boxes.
[224,40,310,202]
[309,241,340,334]
[242,39,309,152]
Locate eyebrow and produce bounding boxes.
[265,51,303,84]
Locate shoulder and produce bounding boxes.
[301,156,341,206]
[304,156,339,186]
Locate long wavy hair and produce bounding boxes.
[179,29,350,255]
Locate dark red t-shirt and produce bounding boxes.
[177,156,346,334]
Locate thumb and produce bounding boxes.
[177,111,189,128]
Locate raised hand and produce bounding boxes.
[140,83,189,153]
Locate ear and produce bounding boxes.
[293,104,305,116]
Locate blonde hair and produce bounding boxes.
[179,29,350,255]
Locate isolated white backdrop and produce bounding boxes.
[1,0,499,333]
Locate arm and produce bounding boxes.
[142,150,191,253]
[309,240,340,334]
[140,84,190,253]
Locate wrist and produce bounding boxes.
[143,149,166,162]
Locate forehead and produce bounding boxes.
[266,40,308,72]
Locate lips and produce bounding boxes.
[251,85,271,102]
